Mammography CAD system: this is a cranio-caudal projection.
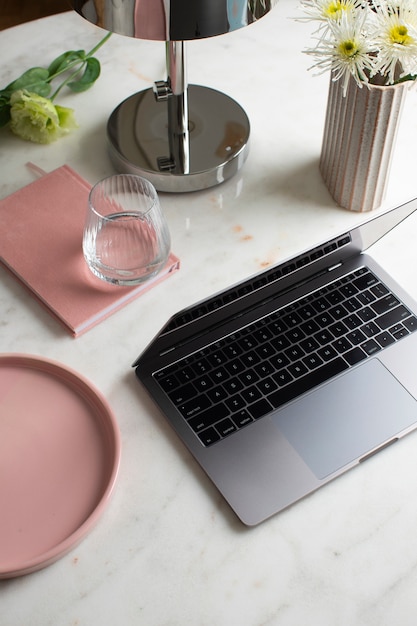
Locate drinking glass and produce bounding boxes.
[83,174,171,286]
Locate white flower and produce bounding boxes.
[299,0,417,91]
[299,0,362,27]
[305,10,376,94]
[370,0,417,82]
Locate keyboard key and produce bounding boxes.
[340,283,359,297]
[253,327,273,342]
[302,353,324,370]
[238,335,258,351]
[298,304,316,319]
[391,325,409,340]
[176,366,195,384]
[361,321,379,337]
[312,297,330,313]
[353,271,378,290]
[288,361,309,378]
[344,297,362,312]
[375,305,410,329]
[226,394,246,411]
[362,339,381,356]
[257,377,278,394]
[329,321,348,337]
[209,366,230,383]
[223,378,244,394]
[318,345,338,361]
[300,319,320,335]
[271,353,290,369]
[347,329,366,345]
[315,329,334,345]
[247,398,274,420]
[233,410,254,428]
[332,337,352,353]
[375,331,395,348]
[315,312,334,328]
[158,373,179,393]
[207,386,228,403]
[254,361,275,377]
[300,337,320,354]
[344,314,362,329]
[240,351,261,367]
[207,351,227,367]
[192,359,211,376]
[169,382,197,405]
[198,427,221,446]
[241,386,263,404]
[256,343,276,359]
[273,368,294,387]
[179,394,212,419]
[357,306,376,322]
[283,311,303,327]
[404,316,417,332]
[345,347,367,366]
[271,335,291,351]
[187,402,228,430]
[372,294,400,315]
[216,418,237,437]
[225,358,245,376]
[239,370,260,385]
[194,376,214,393]
[285,345,306,361]
[329,304,348,319]
[286,327,306,343]
[326,290,344,305]
[357,290,376,305]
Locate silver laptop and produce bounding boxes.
[133,198,417,525]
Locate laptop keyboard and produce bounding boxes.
[154,267,417,446]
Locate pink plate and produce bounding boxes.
[0,354,121,578]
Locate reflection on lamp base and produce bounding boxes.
[107,84,250,193]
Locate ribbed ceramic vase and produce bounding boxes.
[320,75,408,212]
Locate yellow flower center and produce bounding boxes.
[323,1,351,20]
[389,24,413,46]
[338,39,359,58]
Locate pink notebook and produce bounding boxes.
[0,165,180,336]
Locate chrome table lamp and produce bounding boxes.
[72,1,275,192]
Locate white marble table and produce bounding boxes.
[2,1,417,623]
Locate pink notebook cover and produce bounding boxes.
[0,165,180,336]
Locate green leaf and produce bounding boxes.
[67,57,101,93]
[396,74,417,84]
[2,67,51,97]
[48,50,85,76]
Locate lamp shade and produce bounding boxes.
[72,0,274,41]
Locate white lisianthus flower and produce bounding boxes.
[9,90,78,144]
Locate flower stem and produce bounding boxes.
[49,31,112,100]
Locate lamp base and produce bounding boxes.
[107,84,250,193]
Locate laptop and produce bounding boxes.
[133,198,417,525]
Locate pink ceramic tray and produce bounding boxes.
[0,354,121,578]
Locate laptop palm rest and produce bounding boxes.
[272,359,417,480]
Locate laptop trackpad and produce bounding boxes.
[272,359,417,480]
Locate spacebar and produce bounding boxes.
[268,358,349,409]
